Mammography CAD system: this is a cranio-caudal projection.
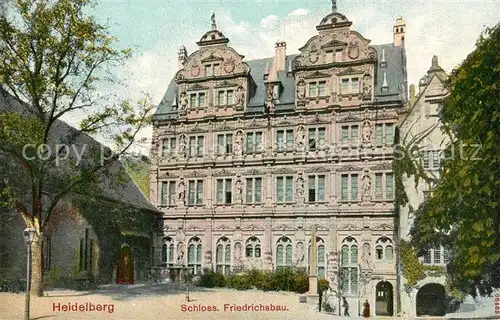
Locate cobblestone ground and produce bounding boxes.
[0,284,369,320]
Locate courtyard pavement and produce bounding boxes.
[0,283,498,320]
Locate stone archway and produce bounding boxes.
[375,281,394,316]
[416,283,446,316]
[116,244,134,284]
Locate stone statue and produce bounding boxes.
[234,242,242,262]
[362,74,372,99]
[211,12,217,30]
[362,173,371,197]
[295,242,305,264]
[233,130,243,156]
[235,176,243,203]
[178,134,187,157]
[266,87,275,112]
[296,173,305,197]
[178,177,186,202]
[296,79,306,100]
[235,85,245,107]
[362,120,373,143]
[177,242,184,265]
[179,92,188,111]
[361,243,372,269]
[295,125,306,150]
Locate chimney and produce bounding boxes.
[393,16,406,47]
[178,46,188,70]
[274,40,286,72]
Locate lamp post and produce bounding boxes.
[23,227,36,320]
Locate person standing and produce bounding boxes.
[362,300,371,318]
[342,297,350,316]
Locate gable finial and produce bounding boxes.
[211,12,217,30]
[331,0,337,12]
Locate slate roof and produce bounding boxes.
[0,87,159,214]
[153,42,406,121]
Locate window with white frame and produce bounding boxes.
[374,173,394,200]
[246,177,262,204]
[341,125,359,144]
[276,129,294,152]
[308,175,326,203]
[189,92,206,108]
[245,131,263,153]
[216,89,234,106]
[216,178,232,204]
[217,133,233,155]
[341,237,358,296]
[161,237,174,267]
[422,245,450,265]
[276,176,294,203]
[216,237,231,274]
[341,174,359,201]
[308,81,327,97]
[308,237,326,278]
[245,237,261,258]
[423,150,442,170]
[161,181,176,206]
[375,123,394,145]
[308,127,326,151]
[162,137,176,157]
[187,180,204,205]
[375,237,393,263]
[340,77,360,94]
[188,135,204,157]
[276,237,293,268]
[187,237,202,274]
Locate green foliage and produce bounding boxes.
[400,240,426,289]
[410,23,500,296]
[196,268,310,294]
[122,155,150,197]
[318,278,330,294]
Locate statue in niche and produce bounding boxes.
[235,176,243,203]
[295,125,306,150]
[361,243,372,269]
[235,85,245,107]
[362,74,372,99]
[233,130,243,156]
[234,242,242,263]
[177,177,186,203]
[178,134,187,157]
[362,173,372,198]
[177,243,184,265]
[266,86,275,112]
[296,173,305,197]
[362,120,373,143]
[179,91,188,111]
[295,242,305,264]
[296,79,306,100]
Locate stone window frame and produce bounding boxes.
[215,236,231,275]
[422,150,442,171]
[276,175,294,204]
[188,90,208,109]
[339,76,360,95]
[307,126,327,151]
[340,173,360,202]
[215,177,233,205]
[160,180,177,206]
[245,236,261,258]
[276,236,293,268]
[307,174,327,203]
[340,236,359,297]
[308,236,326,278]
[216,132,233,155]
[340,124,359,145]
[187,237,203,275]
[187,135,205,158]
[421,245,450,265]
[215,87,236,107]
[245,131,264,154]
[374,122,395,146]
[375,236,394,263]
[245,176,263,204]
[161,237,175,267]
[204,63,221,77]
[161,137,177,157]
[276,128,294,152]
[307,80,328,98]
[187,179,204,206]
[374,172,394,201]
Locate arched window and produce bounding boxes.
[276,237,292,268]
[375,237,393,263]
[341,237,358,296]
[187,237,202,275]
[216,237,231,274]
[245,237,261,258]
[161,237,174,267]
[308,237,326,278]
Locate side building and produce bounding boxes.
[398,56,451,317]
[150,3,407,316]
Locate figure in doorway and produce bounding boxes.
[362,299,371,318]
[342,297,350,316]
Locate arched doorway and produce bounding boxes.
[416,283,446,316]
[116,244,134,284]
[375,281,393,316]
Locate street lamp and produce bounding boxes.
[23,227,36,320]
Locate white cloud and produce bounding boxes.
[260,15,280,28]
[288,8,309,17]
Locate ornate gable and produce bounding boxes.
[372,223,393,231]
[213,224,235,232]
[272,224,297,231]
[340,223,363,231]
[242,224,264,231]
[338,164,363,172]
[305,224,329,231]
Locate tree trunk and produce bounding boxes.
[31,234,44,297]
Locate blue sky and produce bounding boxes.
[73,0,499,153]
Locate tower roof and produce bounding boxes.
[394,15,406,27]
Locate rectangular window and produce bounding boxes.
[341,174,360,201]
[341,79,349,94]
[277,176,293,202]
[276,129,293,152]
[245,131,263,153]
[423,151,430,169]
[351,125,359,141]
[217,134,232,155]
[308,175,326,202]
[197,136,204,156]
[227,90,234,105]
[432,151,441,169]
[423,249,432,264]
[375,173,383,199]
[335,48,343,61]
[188,180,204,205]
[246,177,262,203]
[196,180,203,205]
[341,175,348,201]
[375,124,383,145]
[351,77,359,93]
[190,94,197,108]
[342,126,349,144]
[189,136,196,157]
[351,174,358,201]
[309,83,317,97]
[308,127,326,151]
[205,65,212,76]
[341,77,360,94]
[433,247,441,264]
[217,91,224,105]
[342,125,359,144]
[162,138,176,156]
[386,173,393,199]
[385,124,394,145]
[216,179,232,204]
[161,181,176,206]
[198,93,206,107]
[318,81,326,96]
